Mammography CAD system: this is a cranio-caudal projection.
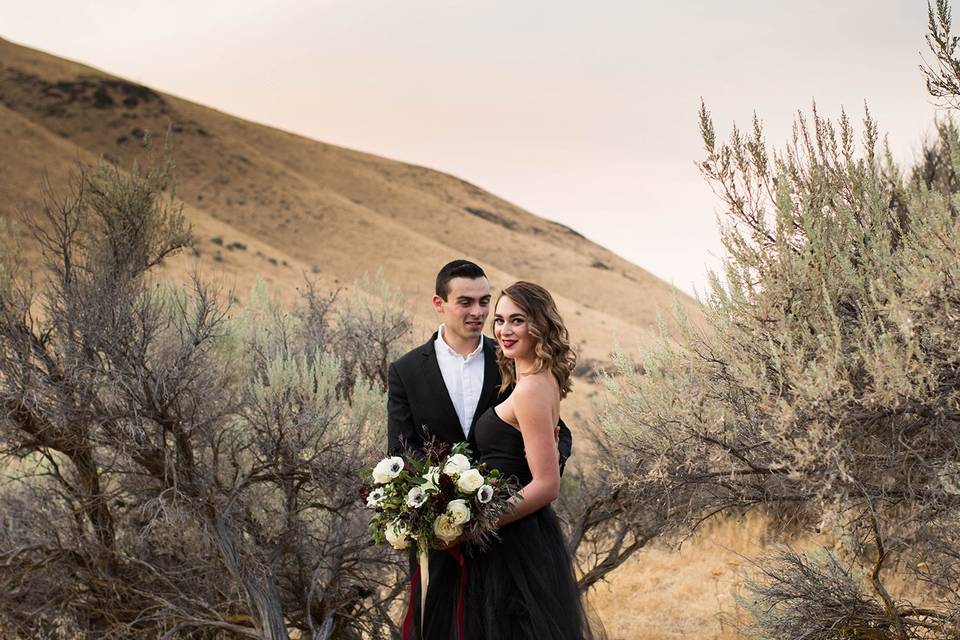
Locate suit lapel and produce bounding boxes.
[420,337,465,445]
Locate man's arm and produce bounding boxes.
[557,417,572,476]
[387,362,425,458]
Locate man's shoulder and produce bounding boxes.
[392,336,435,372]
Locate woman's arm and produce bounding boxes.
[498,378,561,526]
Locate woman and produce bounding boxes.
[427,281,596,639]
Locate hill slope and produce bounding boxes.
[0,36,702,375]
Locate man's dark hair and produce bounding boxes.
[435,260,487,300]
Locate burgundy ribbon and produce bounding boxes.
[401,562,421,640]
[447,545,468,640]
[401,546,469,640]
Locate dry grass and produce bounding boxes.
[588,514,770,639]
[588,513,937,639]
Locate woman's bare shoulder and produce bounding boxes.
[513,373,557,398]
[512,374,560,416]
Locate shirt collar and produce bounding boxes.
[437,325,484,361]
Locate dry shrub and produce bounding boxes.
[0,149,413,639]
[601,4,960,637]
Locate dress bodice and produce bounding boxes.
[474,406,532,485]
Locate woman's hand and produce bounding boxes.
[433,533,466,550]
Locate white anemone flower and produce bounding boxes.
[407,485,429,508]
[477,484,494,504]
[372,456,405,484]
[366,487,386,509]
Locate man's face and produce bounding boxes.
[433,277,492,343]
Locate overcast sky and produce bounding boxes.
[3,0,946,296]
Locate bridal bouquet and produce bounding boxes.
[362,441,517,553]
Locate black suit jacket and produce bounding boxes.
[387,332,572,470]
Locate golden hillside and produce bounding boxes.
[0,36,701,373]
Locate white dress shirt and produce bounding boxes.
[434,325,486,438]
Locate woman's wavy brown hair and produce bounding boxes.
[496,281,577,399]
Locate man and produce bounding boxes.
[387,258,572,467]
[387,259,572,639]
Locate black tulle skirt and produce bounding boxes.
[420,505,597,640]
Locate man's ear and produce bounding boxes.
[432,295,445,313]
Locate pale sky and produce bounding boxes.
[3,0,945,296]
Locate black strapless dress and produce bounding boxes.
[423,407,595,640]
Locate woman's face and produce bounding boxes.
[493,295,534,361]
